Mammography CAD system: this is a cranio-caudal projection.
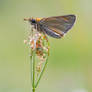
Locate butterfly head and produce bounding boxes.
[24,18,36,25]
[24,17,42,25]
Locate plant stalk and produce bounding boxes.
[30,50,36,92]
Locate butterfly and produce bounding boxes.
[24,15,76,38]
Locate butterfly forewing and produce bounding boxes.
[39,15,76,38]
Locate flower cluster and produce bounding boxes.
[24,29,49,72]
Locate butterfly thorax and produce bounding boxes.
[28,18,41,24]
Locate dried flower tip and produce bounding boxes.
[43,35,48,42]
[39,56,46,62]
[43,47,48,51]
[29,40,35,49]
[35,33,41,38]
[36,49,43,56]
[24,40,28,44]
[36,65,41,72]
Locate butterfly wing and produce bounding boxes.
[39,15,76,38]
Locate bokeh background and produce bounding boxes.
[0,0,92,92]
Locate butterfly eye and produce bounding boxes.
[31,19,36,24]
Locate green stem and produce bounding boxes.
[35,57,48,88]
[32,88,35,92]
[30,50,36,92]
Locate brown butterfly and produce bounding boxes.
[24,15,76,38]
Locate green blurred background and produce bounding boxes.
[0,0,92,92]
